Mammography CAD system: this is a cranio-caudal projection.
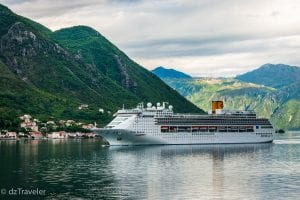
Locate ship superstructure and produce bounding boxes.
[94,101,274,145]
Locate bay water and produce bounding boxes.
[0,132,299,199]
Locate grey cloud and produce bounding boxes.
[1,0,33,3]
[110,0,144,4]
[123,34,300,59]
[124,35,248,49]
[2,0,103,17]
[270,11,280,16]
[2,0,300,76]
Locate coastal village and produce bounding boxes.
[0,104,99,140]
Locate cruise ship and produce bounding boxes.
[94,101,274,145]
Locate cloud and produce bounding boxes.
[2,0,300,77]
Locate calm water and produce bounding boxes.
[0,132,300,199]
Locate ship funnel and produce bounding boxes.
[212,100,223,114]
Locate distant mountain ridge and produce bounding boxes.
[156,64,300,130]
[152,66,192,79]
[0,4,203,129]
[236,63,300,88]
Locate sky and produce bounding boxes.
[2,0,300,77]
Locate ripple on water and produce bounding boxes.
[0,135,300,199]
[274,139,300,144]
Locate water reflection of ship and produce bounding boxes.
[108,144,273,199]
[109,143,273,156]
[212,147,225,199]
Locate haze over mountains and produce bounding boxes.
[0,4,202,129]
[152,65,300,130]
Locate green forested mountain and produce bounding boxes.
[51,26,200,112]
[0,4,203,129]
[156,65,300,130]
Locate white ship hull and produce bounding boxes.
[95,129,274,146]
[95,102,275,146]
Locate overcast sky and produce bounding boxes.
[2,0,300,77]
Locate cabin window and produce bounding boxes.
[161,126,169,133]
[170,126,177,132]
[178,126,191,132]
[199,126,208,132]
[218,126,227,132]
[239,126,247,132]
[192,126,199,132]
[208,126,217,132]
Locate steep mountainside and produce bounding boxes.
[236,64,300,88]
[52,26,136,91]
[0,4,203,129]
[152,66,192,79]
[0,4,135,126]
[159,65,300,130]
[51,27,201,113]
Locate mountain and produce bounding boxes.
[236,64,300,88]
[51,27,200,112]
[157,66,300,130]
[0,4,203,129]
[152,66,192,79]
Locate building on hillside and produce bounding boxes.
[6,132,17,139]
[29,131,43,139]
[19,114,32,122]
[82,132,96,138]
[46,121,55,125]
[58,120,65,126]
[99,108,104,113]
[76,122,83,126]
[82,124,95,129]
[66,120,75,127]
[20,121,39,132]
[67,133,77,138]
[0,132,17,139]
[48,131,66,139]
[78,104,89,110]
[20,114,39,132]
